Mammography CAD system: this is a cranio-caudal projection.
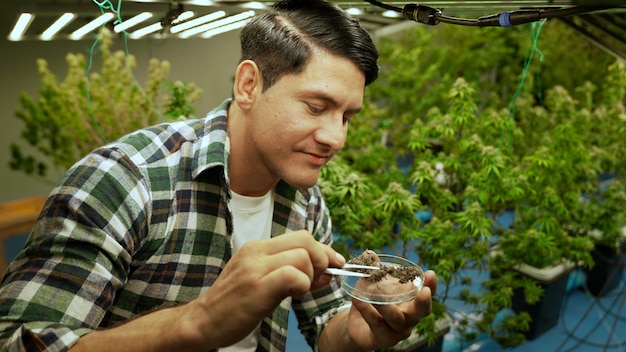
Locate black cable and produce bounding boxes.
[475,6,616,27]
[401,4,442,26]
[605,285,626,351]
[584,251,626,321]
[362,0,401,13]
[555,264,626,352]
[364,0,621,27]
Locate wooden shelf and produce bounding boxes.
[0,196,46,275]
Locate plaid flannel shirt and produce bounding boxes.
[0,99,346,352]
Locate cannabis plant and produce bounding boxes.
[476,62,626,347]
[9,29,202,181]
[320,19,622,349]
[569,61,626,250]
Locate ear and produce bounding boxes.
[233,60,262,110]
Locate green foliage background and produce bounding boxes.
[321,18,625,348]
[9,29,202,180]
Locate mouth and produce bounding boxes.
[305,152,332,166]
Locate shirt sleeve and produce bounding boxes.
[0,148,150,352]
[291,185,349,350]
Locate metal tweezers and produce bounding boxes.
[324,263,380,277]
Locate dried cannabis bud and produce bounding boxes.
[348,252,422,284]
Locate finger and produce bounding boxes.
[351,297,385,329]
[259,246,340,286]
[258,230,319,254]
[313,247,345,288]
[259,231,334,272]
[320,242,346,268]
[351,298,409,342]
[411,286,433,322]
[261,264,316,299]
[423,270,438,296]
[261,248,316,282]
[375,285,433,332]
[373,303,414,336]
[311,272,334,290]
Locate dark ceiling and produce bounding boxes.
[3,1,626,59]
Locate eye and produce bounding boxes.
[307,104,325,115]
[343,113,356,125]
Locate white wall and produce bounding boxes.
[0,31,241,203]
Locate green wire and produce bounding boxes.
[84,1,120,144]
[498,18,547,152]
[85,0,164,145]
[485,19,546,185]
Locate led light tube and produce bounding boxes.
[9,13,34,41]
[173,11,195,24]
[242,2,267,10]
[70,12,115,40]
[346,8,364,16]
[114,12,153,33]
[170,11,225,33]
[180,10,254,38]
[41,13,76,40]
[129,22,163,39]
[201,19,251,39]
[382,10,402,18]
[187,0,215,5]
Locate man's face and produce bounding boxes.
[246,51,366,189]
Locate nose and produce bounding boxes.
[315,114,347,152]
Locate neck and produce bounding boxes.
[227,103,279,197]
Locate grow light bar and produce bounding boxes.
[8,13,34,41]
[201,18,251,38]
[114,12,153,33]
[180,10,255,38]
[41,13,77,41]
[129,22,163,39]
[170,11,226,34]
[70,12,115,40]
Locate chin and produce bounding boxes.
[279,164,323,189]
[284,174,320,189]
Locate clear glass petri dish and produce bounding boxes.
[341,253,424,305]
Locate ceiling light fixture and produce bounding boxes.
[170,11,225,34]
[129,22,163,39]
[41,13,77,40]
[172,11,195,24]
[346,8,364,16]
[8,13,34,41]
[70,12,116,40]
[114,12,153,33]
[128,7,199,39]
[179,10,255,39]
[242,2,267,10]
[382,10,402,18]
[187,0,215,6]
[201,19,251,38]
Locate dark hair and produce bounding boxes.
[239,0,379,90]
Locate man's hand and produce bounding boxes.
[318,256,438,352]
[188,230,345,348]
[347,269,437,349]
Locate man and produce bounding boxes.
[0,0,437,351]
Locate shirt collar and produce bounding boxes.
[191,99,232,180]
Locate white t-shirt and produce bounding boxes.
[219,188,274,352]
